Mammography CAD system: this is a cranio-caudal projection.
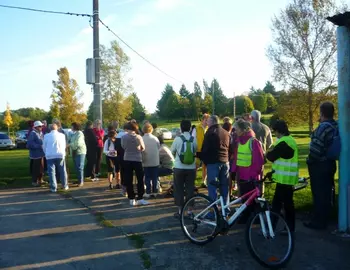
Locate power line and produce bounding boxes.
[99,19,184,84]
[0,4,92,17]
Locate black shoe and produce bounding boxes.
[303,221,327,230]
[115,184,121,189]
[109,184,113,190]
[174,212,181,219]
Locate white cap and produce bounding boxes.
[33,121,44,128]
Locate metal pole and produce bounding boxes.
[93,0,102,122]
[337,26,350,232]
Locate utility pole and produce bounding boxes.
[233,91,236,120]
[93,0,102,122]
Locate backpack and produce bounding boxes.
[322,122,341,160]
[178,135,195,164]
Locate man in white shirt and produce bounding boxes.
[43,120,69,192]
[170,120,197,218]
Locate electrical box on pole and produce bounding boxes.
[86,58,95,84]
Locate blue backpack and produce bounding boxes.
[322,122,341,160]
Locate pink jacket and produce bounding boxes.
[93,128,105,148]
[230,130,265,181]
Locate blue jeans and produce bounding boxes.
[73,154,85,184]
[144,166,159,194]
[47,158,68,191]
[207,162,229,204]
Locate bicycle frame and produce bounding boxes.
[193,185,276,238]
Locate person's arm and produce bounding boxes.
[266,142,294,162]
[43,135,47,154]
[139,136,145,151]
[251,139,265,178]
[266,129,273,150]
[308,124,331,161]
[121,136,126,149]
[170,137,179,156]
[103,140,109,155]
[61,134,66,152]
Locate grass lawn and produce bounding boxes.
[0,124,339,215]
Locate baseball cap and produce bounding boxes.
[33,121,44,128]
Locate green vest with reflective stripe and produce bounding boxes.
[272,135,299,185]
[237,138,253,167]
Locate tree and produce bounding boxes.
[103,92,132,124]
[263,81,277,96]
[275,86,338,127]
[191,81,203,120]
[179,84,190,98]
[157,84,176,118]
[100,40,133,122]
[266,93,278,113]
[87,102,94,121]
[201,94,213,114]
[51,67,86,126]
[130,93,146,122]
[236,96,254,115]
[211,79,228,116]
[267,0,341,132]
[4,103,13,133]
[249,88,268,113]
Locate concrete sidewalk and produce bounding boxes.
[0,187,141,270]
[62,180,350,270]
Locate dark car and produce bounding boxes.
[15,130,28,149]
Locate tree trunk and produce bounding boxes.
[308,88,314,134]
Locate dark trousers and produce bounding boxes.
[85,149,97,178]
[124,161,144,200]
[272,183,295,232]
[95,147,103,174]
[31,158,44,184]
[144,166,159,194]
[238,180,256,223]
[119,158,125,186]
[173,168,196,208]
[308,160,337,227]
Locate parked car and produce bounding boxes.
[160,128,172,140]
[0,133,15,150]
[171,127,181,139]
[15,130,28,149]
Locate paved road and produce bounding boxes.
[0,187,141,269]
[1,181,350,270]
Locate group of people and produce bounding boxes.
[27,100,339,231]
[170,102,339,232]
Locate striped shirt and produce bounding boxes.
[308,120,338,163]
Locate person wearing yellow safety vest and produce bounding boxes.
[266,120,298,233]
[231,119,265,223]
[191,113,210,188]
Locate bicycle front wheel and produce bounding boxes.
[246,211,294,269]
[180,194,220,245]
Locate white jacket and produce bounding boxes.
[43,130,67,160]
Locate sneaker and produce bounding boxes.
[78,183,84,187]
[159,186,163,193]
[200,183,207,188]
[32,182,39,187]
[137,199,149,206]
[130,199,137,206]
[50,189,57,193]
[64,186,69,191]
[143,193,152,199]
[109,183,113,190]
[94,178,100,182]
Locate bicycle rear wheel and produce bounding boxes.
[180,194,220,245]
[246,211,294,269]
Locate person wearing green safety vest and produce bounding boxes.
[266,120,298,233]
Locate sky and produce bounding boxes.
[1,0,298,113]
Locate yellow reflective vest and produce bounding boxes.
[271,135,299,185]
[237,138,253,167]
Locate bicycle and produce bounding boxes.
[180,170,294,269]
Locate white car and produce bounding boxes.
[0,133,15,150]
[160,128,172,140]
